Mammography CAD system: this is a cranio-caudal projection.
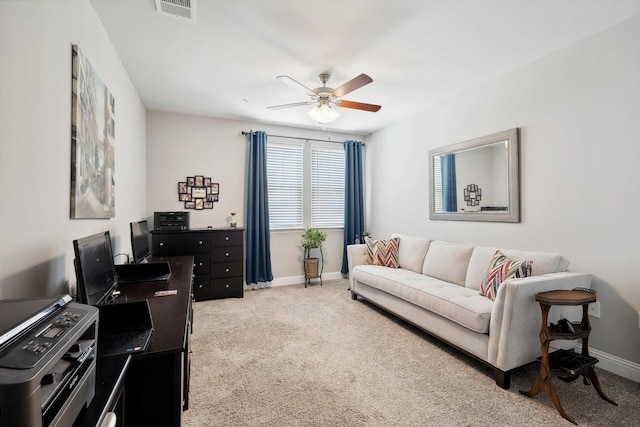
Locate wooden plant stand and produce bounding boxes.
[303,247,323,288]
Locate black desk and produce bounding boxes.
[73,355,130,427]
[75,256,194,427]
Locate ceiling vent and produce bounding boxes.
[154,0,196,21]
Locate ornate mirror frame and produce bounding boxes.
[428,128,520,223]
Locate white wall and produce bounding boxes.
[367,15,640,367]
[0,0,147,298]
[146,111,364,283]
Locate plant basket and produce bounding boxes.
[304,257,319,278]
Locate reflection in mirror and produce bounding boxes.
[429,128,520,223]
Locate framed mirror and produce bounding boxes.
[429,128,520,223]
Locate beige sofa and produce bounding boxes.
[347,234,591,389]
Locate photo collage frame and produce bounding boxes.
[178,175,219,210]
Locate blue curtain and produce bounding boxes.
[441,153,457,212]
[341,140,365,275]
[246,130,273,284]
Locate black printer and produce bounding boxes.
[0,294,98,427]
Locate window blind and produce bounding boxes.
[311,146,345,227]
[266,143,303,228]
[266,141,345,229]
[433,156,443,213]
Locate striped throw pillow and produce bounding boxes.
[365,237,400,268]
[480,250,532,301]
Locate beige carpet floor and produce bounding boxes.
[184,279,639,426]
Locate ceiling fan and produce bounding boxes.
[268,73,382,123]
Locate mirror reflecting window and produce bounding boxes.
[429,128,520,222]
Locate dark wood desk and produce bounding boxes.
[73,355,130,427]
[75,256,193,427]
[119,255,193,427]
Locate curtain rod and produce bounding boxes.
[241,131,364,145]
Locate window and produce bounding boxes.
[266,143,303,228]
[311,147,345,227]
[433,155,443,213]
[267,140,345,229]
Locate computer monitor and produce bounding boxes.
[130,220,151,264]
[73,231,118,306]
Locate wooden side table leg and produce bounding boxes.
[579,305,617,406]
[520,303,578,425]
[586,368,618,406]
[521,303,552,399]
[548,383,578,425]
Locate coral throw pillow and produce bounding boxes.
[480,250,532,300]
[365,237,400,268]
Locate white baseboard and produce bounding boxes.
[575,343,640,383]
[244,271,345,289]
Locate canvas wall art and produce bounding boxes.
[70,45,116,218]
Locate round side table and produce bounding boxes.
[520,289,617,425]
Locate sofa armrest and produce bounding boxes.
[346,244,367,288]
[488,271,592,371]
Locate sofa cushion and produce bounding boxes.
[479,250,533,301]
[422,241,474,286]
[365,237,400,268]
[391,234,431,273]
[352,265,493,333]
[465,246,570,289]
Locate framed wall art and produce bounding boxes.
[178,175,219,210]
[70,45,116,218]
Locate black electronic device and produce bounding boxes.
[551,317,576,334]
[122,220,172,282]
[97,300,154,358]
[154,211,189,230]
[130,220,152,264]
[73,231,118,306]
[0,295,98,427]
[115,262,171,284]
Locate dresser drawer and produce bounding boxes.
[153,233,210,255]
[192,275,210,301]
[211,246,243,262]
[211,231,243,247]
[210,278,243,298]
[210,261,243,278]
[193,253,209,275]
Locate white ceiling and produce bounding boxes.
[90,0,640,135]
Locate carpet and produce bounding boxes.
[184,279,639,426]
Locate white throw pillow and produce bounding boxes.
[422,241,474,286]
[391,234,431,273]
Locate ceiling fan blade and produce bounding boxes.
[336,100,381,112]
[332,73,373,98]
[267,101,313,110]
[276,75,317,96]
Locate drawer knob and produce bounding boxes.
[225,252,229,257]
[198,284,203,289]
[225,284,229,288]
[225,268,230,273]
[225,237,229,241]
[198,262,203,266]
[198,240,203,245]
[159,242,164,246]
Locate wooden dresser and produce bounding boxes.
[151,228,244,300]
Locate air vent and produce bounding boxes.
[155,0,196,21]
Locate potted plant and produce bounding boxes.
[301,228,326,281]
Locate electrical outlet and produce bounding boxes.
[588,302,600,318]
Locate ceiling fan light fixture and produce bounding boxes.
[308,103,339,123]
